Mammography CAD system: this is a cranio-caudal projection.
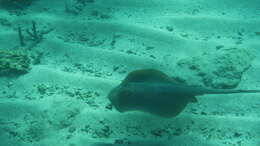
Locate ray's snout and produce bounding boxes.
[107,85,123,112]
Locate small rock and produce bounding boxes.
[166,26,173,32]
[216,45,224,50]
[68,127,76,133]
[234,132,242,137]
[105,104,113,110]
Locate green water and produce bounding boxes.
[0,0,260,146]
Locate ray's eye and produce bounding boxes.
[120,90,132,97]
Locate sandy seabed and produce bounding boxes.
[0,0,260,146]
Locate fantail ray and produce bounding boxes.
[107,69,260,117]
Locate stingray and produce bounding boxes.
[107,69,260,117]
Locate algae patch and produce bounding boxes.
[0,50,31,76]
[0,0,35,10]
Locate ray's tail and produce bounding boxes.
[205,89,260,94]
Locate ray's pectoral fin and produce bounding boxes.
[122,69,173,84]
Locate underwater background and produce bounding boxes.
[0,0,260,146]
